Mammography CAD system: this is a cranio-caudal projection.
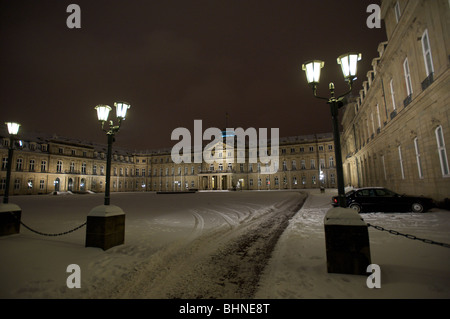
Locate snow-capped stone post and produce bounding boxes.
[324,207,371,275]
[85,102,130,250]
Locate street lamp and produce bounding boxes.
[3,122,21,204]
[95,101,130,205]
[302,53,361,207]
[86,101,130,250]
[1,122,22,237]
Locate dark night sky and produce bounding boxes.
[0,0,386,151]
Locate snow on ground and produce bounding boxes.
[0,189,449,299]
[256,188,450,299]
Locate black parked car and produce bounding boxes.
[331,187,434,213]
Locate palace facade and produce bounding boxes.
[340,0,450,203]
[0,131,337,195]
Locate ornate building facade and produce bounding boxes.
[0,131,337,195]
[340,0,450,203]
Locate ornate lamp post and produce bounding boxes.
[3,122,20,204]
[302,56,372,276]
[1,122,22,236]
[302,53,361,207]
[86,101,130,250]
[94,102,130,205]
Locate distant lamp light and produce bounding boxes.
[5,122,20,135]
[337,53,361,82]
[302,60,325,86]
[114,101,131,120]
[95,105,112,122]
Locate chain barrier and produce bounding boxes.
[10,212,86,237]
[367,223,450,249]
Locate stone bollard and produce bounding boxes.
[85,205,125,250]
[0,203,22,236]
[324,207,371,275]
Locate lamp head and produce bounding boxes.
[95,104,112,122]
[114,101,131,120]
[5,122,20,135]
[302,60,325,86]
[337,53,362,83]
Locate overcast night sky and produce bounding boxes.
[0,0,386,151]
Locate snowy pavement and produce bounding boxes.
[256,188,450,299]
[0,189,449,299]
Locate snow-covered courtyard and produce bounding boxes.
[0,189,449,299]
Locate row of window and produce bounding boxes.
[376,126,449,181]
[354,27,435,151]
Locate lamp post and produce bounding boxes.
[95,102,130,205]
[302,53,361,208]
[86,101,130,250]
[1,122,22,236]
[3,122,21,204]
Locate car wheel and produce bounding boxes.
[349,203,361,213]
[411,202,424,213]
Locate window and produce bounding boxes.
[70,162,75,173]
[320,159,325,169]
[57,161,63,173]
[310,159,315,169]
[376,104,382,129]
[82,163,86,174]
[309,146,314,152]
[41,160,47,172]
[421,29,434,76]
[40,179,45,190]
[394,1,401,23]
[93,165,97,175]
[381,155,387,180]
[329,156,334,168]
[14,179,20,190]
[414,138,424,179]
[398,145,405,179]
[403,58,413,96]
[300,160,306,170]
[390,79,397,111]
[330,173,335,184]
[2,157,7,170]
[16,158,23,171]
[282,161,287,171]
[29,159,35,172]
[292,160,297,170]
[436,126,449,176]
[328,145,333,151]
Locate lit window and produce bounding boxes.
[398,145,405,179]
[390,79,396,111]
[403,58,413,96]
[436,126,449,176]
[421,29,434,76]
[394,1,401,23]
[414,138,423,179]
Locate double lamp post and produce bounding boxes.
[302,53,362,208]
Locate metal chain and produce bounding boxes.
[367,223,450,249]
[10,212,86,237]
